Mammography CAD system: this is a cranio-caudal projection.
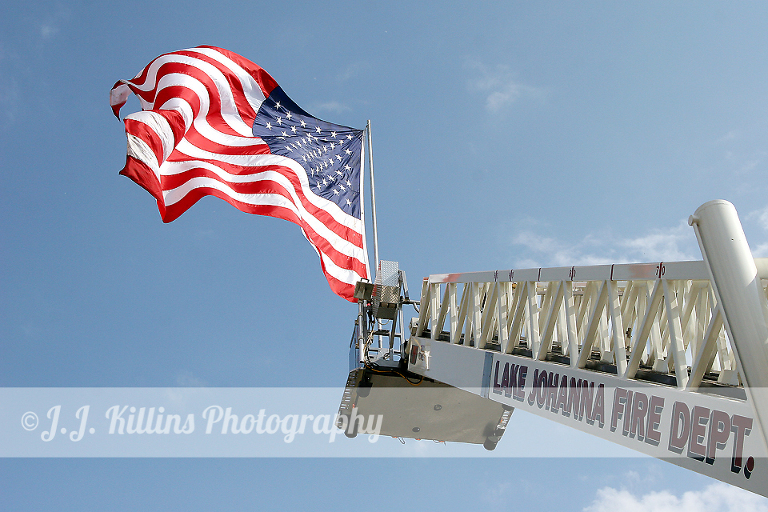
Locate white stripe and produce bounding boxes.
[126,134,162,184]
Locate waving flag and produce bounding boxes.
[110,46,369,301]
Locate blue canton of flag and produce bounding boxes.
[252,86,364,219]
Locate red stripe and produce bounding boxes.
[181,128,269,157]
[324,269,357,302]
[119,156,166,218]
[162,109,188,146]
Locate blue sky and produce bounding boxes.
[3,1,768,510]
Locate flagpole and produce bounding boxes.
[366,120,380,273]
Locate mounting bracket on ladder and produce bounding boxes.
[351,260,417,368]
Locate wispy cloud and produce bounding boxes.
[746,205,768,257]
[716,130,739,143]
[747,205,768,231]
[39,23,59,39]
[35,4,70,41]
[584,483,768,512]
[466,61,544,113]
[715,128,767,178]
[337,62,370,82]
[510,219,698,268]
[310,101,352,115]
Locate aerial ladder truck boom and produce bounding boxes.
[339,200,768,498]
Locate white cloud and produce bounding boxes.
[311,100,352,115]
[717,130,739,143]
[337,62,370,82]
[584,483,768,512]
[40,23,59,39]
[739,158,762,174]
[510,220,698,268]
[37,6,70,40]
[745,206,768,256]
[466,61,544,113]
[617,221,696,262]
[752,243,768,258]
[747,206,768,231]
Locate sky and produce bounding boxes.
[2,0,768,510]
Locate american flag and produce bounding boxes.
[110,46,369,302]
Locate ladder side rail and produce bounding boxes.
[416,257,765,395]
[691,200,768,456]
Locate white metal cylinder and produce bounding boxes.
[690,199,768,450]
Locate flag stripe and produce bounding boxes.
[164,147,364,234]
[158,165,365,253]
[112,46,368,301]
[160,183,367,279]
